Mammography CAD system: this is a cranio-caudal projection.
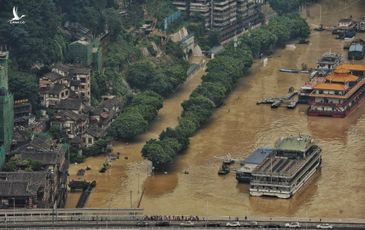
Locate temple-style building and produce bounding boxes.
[308,67,365,117]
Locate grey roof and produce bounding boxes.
[47,84,66,95]
[43,72,64,81]
[12,137,67,166]
[92,97,123,115]
[54,98,83,111]
[53,63,72,73]
[86,125,105,138]
[0,172,48,197]
[52,110,86,122]
[243,148,273,165]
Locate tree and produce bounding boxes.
[176,116,199,137]
[8,69,41,113]
[192,82,226,107]
[109,111,148,140]
[0,0,63,69]
[142,139,174,171]
[127,62,156,90]
[182,95,215,124]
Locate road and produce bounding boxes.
[0,208,364,229]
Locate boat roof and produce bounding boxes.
[243,148,273,165]
[274,135,313,153]
[337,63,365,72]
[313,83,347,91]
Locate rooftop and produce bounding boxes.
[243,148,273,165]
[274,135,314,153]
[54,98,83,111]
[326,72,358,83]
[313,83,347,91]
[337,63,365,72]
[0,172,48,197]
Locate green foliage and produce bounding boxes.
[3,158,43,172]
[268,0,306,15]
[142,139,174,171]
[82,138,111,156]
[0,0,63,69]
[146,0,175,21]
[126,60,188,97]
[109,111,148,140]
[8,69,41,112]
[191,82,226,107]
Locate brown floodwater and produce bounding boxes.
[67,0,365,219]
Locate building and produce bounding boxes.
[3,136,69,208]
[172,0,264,42]
[83,97,124,147]
[14,99,33,127]
[308,68,365,117]
[0,172,52,208]
[50,110,89,139]
[0,51,14,169]
[39,64,91,109]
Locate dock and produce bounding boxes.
[256,90,299,109]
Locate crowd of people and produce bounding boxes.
[143,215,202,221]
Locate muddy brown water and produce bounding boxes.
[67,0,365,218]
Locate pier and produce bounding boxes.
[257,90,299,109]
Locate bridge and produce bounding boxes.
[0,208,365,229]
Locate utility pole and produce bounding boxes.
[130,190,133,208]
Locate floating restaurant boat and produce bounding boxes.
[236,148,273,183]
[249,135,322,199]
[307,68,365,117]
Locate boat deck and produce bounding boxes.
[252,153,317,179]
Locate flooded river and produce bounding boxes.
[67,0,365,219]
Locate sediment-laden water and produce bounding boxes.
[67,0,365,219]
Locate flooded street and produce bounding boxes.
[67,0,365,219]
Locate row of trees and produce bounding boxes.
[142,15,311,171]
[108,91,163,140]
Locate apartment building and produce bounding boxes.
[173,0,264,41]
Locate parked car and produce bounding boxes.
[285,222,301,228]
[155,221,170,226]
[316,223,333,229]
[136,221,149,227]
[226,221,241,227]
[180,221,195,227]
[205,222,222,227]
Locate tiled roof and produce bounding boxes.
[313,83,347,91]
[336,64,365,72]
[54,98,83,111]
[0,172,48,197]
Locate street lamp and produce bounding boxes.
[12,198,15,223]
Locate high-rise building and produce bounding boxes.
[0,51,14,169]
[172,0,264,41]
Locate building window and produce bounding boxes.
[88,137,93,143]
